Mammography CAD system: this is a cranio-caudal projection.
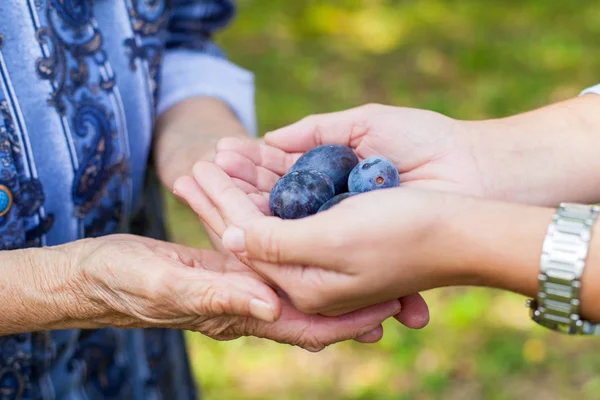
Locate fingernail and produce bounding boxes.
[222,227,246,252]
[249,299,276,322]
[172,188,179,196]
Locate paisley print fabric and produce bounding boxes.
[0,1,245,399]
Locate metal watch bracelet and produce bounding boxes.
[526,203,600,335]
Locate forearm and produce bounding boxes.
[0,245,90,335]
[444,197,600,322]
[466,94,600,206]
[153,96,249,191]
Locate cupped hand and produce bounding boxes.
[67,234,402,351]
[174,162,431,328]
[213,104,485,215]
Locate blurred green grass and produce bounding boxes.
[164,1,600,399]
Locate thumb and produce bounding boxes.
[264,105,374,153]
[222,216,344,267]
[176,268,282,323]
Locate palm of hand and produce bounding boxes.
[80,235,395,350]
[213,104,485,212]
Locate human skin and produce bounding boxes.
[160,97,432,337]
[174,93,600,322]
[181,162,600,323]
[0,97,418,353]
[212,94,600,210]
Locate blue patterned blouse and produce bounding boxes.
[0,1,255,399]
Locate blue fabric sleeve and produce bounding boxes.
[157,0,256,135]
[580,83,600,96]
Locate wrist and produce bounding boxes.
[463,118,555,205]
[438,196,552,295]
[463,95,600,206]
[153,96,248,190]
[433,194,600,323]
[417,192,489,289]
[0,244,97,334]
[580,220,600,321]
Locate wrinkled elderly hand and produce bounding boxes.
[63,234,401,351]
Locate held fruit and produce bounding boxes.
[347,156,400,193]
[269,170,335,219]
[290,144,358,194]
[317,192,358,213]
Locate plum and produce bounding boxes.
[317,192,358,213]
[348,157,399,193]
[269,170,335,219]
[290,144,358,194]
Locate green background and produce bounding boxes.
[164,1,600,399]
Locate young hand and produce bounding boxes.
[174,162,431,327]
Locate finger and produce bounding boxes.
[175,268,281,323]
[173,175,227,236]
[216,137,300,176]
[192,161,264,226]
[173,243,253,274]
[204,223,232,253]
[354,325,384,343]
[402,179,466,194]
[214,150,280,193]
[148,235,247,274]
[221,212,349,267]
[264,105,373,152]
[232,178,260,194]
[250,299,401,352]
[394,293,430,329]
[248,193,270,215]
[240,258,309,299]
[216,137,262,164]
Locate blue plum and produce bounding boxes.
[290,144,359,194]
[347,157,400,193]
[317,192,358,213]
[269,170,335,219]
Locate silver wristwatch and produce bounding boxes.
[526,203,600,335]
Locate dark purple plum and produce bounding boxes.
[289,144,358,194]
[269,170,335,219]
[348,157,400,193]
[317,192,358,213]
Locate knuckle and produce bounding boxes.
[300,115,317,125]
[284,268,338,315]
[256,224,284,263]
[195,278,235,316]
[193,316,242,341]
[297,331,326,352]
[290,269,350,315]
[303,341,326,353]
[197,283,223,314]
[215,136,238,152]
[191,160,206,178]
[289,287,324,315]
[299,115,324,144]
[361,102,382,113]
